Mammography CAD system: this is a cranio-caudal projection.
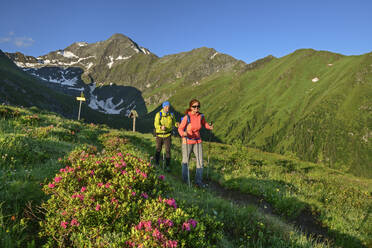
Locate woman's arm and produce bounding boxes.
[178,116,188,136]
[202,116,213,130]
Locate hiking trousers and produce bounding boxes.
[155,136,171,166]
[181,143,203,185]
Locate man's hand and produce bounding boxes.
[161,126,166,131]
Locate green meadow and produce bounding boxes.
[1,105,371,247]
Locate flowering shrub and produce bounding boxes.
[125,198,221,248]
[99,132,129,151]
[19,114,40,126]
[0,106,20,119]
[40,139,222,247]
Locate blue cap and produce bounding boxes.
[162,101,170,108]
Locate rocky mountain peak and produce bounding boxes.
[108,33,130,41]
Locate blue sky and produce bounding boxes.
[1,0,371,63]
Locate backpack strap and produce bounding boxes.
[160,111,173,120]
[183,114,191,131]
[158,111,163,126]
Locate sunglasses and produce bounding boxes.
[191,105,200,108]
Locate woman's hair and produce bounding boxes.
[184,99,200,114]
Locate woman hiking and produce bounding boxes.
[178,99,213,187]
[154,101,179,172]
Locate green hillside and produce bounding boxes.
[2,42,371,178]
[162,49,372,178]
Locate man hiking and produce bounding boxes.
[154,101,179,171]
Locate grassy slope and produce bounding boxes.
[121,130,371,247]
[163,49,372,178]
[1,105,337,248]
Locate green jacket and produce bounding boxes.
[154,109,178,138]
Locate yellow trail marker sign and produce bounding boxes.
[76,92,86,101]
[76,92,86,120]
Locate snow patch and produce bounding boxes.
[15,61,39,68]
[37,56,96,67]
[88,83,125,114]
[77,42,88,47]
[63,51,79,58]
[25,62,37,67]
[68,87,84,91]
[107,56,114,69]
[132,45,139,53]
[116,55,132,60]
[140,47,150,55]
[210,52,219,59]
[48,75,78,86]
[86,62,94,70]
[15,61,25,67]
[312,77,319,82]
[34,72,78,86]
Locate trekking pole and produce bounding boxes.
[162,148,165,171]
[187,142,191,188]
[207,121,213,181]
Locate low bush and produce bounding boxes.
[0,134,54,169]
[0,106,20,119]
[40,143,222,247]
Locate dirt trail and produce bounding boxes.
[206,180,330,243]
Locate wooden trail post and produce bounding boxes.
[76,92,86,121]
[130,110,138,132]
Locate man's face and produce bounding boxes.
[163,105,169,113]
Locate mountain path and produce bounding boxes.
[138,136,331,243]
[205,179,330,243]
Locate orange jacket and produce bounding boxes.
[178,112,212,144]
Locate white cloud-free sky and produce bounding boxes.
[0,0,371,63]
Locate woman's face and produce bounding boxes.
[190,102,200,113]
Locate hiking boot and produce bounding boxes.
[165,158,171,172]
[182,163,189,183]
[195,182,208,188]
[195,168,204,186]
[154,152,160,166]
